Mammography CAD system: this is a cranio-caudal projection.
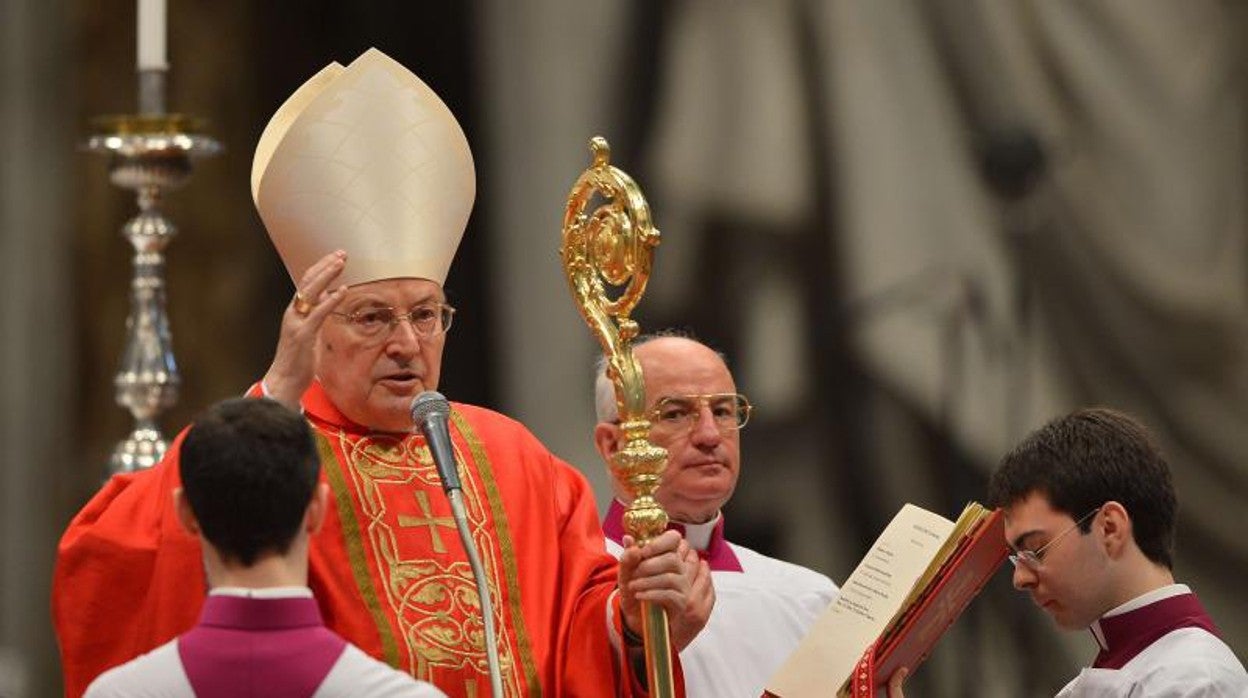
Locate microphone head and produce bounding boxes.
[410,390,451,425]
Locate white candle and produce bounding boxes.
[137,0,167,71]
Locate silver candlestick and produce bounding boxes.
[87,112,220,473]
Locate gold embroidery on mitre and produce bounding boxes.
[333,427,524,694]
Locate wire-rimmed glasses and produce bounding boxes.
[331,303,456,341]
[1008,506,1102,570]
[646,393,752,437]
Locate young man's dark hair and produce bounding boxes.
[179,397,320,566]
[987,407,1177,568]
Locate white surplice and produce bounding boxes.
[1057,585,1247,698]
[604,501,838,698]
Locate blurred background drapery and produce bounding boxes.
[2,1,1244,696]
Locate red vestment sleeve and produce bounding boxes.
[54,388,683,697]
[52,430,206,698]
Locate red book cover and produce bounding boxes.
[857,509,1008,696]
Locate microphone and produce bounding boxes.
[410,391,462,492]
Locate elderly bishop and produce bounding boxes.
[55,48,709,698]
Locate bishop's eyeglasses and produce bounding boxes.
[332,303,456,341]
[1008,506,1101,571]
[646,393,752,437]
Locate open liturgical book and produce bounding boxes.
[766,502,1008,697]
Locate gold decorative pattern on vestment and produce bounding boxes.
[323,415,528,695]
[451,410,542,696]
[399,491,456,554]
[315,432,403,666]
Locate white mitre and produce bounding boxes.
[251,48,475,288]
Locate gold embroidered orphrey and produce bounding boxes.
[315,413,540,696]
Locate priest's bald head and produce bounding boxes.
[592,333,750,525]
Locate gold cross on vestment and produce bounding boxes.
[398,490,456,553]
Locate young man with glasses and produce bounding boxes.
[593,333,838,698]
[892,407,1246,696]
[55,49,710,698]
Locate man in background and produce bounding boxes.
[85,398,443,697]
[593,333,838,697]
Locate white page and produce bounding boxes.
[767,504,956,697]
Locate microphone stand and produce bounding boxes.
[444,487,504,698]
[413,395,505,696]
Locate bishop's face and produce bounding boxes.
[633,337,742,525]
[1004,492,1116,630]
[316,278,447,432]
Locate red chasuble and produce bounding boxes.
[55,382,662,698]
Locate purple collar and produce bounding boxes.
[179,595,346,698]
[1091,592,1220,669]
[197,594,326,630]
[604,499,743,572]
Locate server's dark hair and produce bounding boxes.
[179,398,320,566]
[988,408,1176,568]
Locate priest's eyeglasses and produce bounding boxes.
[647,393,752,436]
[332,303,456,340]
[1008,506,1101,571]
